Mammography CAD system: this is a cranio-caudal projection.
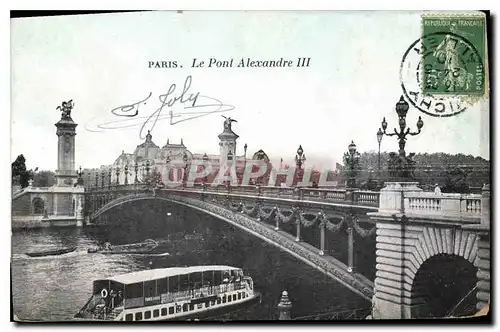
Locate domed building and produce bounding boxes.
[106,117,274,186]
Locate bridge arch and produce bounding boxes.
[407,227,478,318]
[89,192,374,301]
[410,254,477,318]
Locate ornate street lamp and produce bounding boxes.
[134,161,139,183]
[108,167,112,188]
[115,166,120,185]
[227,150,234,188]
[243,143,248,170]
[380,96,424,180]
[182,152,189,187]
[124,164,129,185]
[376,127,383,186]
[101,169,105,188]
[295,145,307,185]
[381,96,424,157]
[202,153,209,187]
[295,145,306,169]
[343,141,361,188]
[76,166,84,187]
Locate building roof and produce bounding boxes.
[106,265,239,284]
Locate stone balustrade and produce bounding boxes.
[404,192,482,221]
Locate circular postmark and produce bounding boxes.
[400,32,485,117]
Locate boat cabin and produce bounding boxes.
[92,265,248,310]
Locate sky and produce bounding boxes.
[10,11,490,171]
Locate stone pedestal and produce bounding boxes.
[378,182,423,214]
[55,115,78,187]
[369,182,423,319]
[277,291,292,320]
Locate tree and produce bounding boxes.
[442,167,470,194]
[12,154,31,188]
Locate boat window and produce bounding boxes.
[242,292,246,299]
[190,272,202,286]
[135,312,143,321]
[228,296,232,303]
[222,296,226,303]
[183,303,189,312]
[169,276,179,293]
[205,300,210,308]
[238,293,241,300]
[203,270,215,286]
[143,280,156,299]
[176,305,181,313]
[169,306,174,315]
[233,294,237,301]
[213,271,222,286]
[190,303,195,311]
[144,311,151,319]
[153,309,159,318]
[157,277,168,295]
[125,282,143,299]
[161,308,168,316]
[210,299,216,306]
[217,298,221,304]
[125,314,133,321]
[179,274,190,292]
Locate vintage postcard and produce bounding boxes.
[10,10,490,322]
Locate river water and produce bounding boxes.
[11,200,373,321]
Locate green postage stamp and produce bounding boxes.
[421,12,486,95]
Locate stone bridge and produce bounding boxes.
[85,184,382,301]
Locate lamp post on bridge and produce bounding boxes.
[101,169,105,188]
[95,171,99,189]
[76,166,84,187]
[376,128,383,188]
[115,166,120,186]
[227,150,234,192]
[124,164,129,185]
[134,161,139,184]
[380,96,424,180]
[108,167,112,189]
[295,145,306,185]
[343,141,360,189]
[202,153,209,189]
[243,143,248,170]
[182,152,188,188]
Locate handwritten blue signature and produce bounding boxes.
[89,76,234,139]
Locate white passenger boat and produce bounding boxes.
[75,265,261,321]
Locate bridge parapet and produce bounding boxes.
[404,192,482,221]
[165,183,379,207]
